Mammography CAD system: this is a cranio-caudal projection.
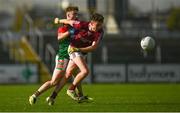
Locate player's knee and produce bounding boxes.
[65,71,72,78]
[50,80,58,86]
[66,75,71,79]
[81,68,89,76]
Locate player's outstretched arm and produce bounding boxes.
[54,18,75,26]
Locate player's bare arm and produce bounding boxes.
[54,18,75,26]
[57,32,70,40]
[68,38,101,54]
[79,39,100,53]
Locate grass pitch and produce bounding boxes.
[0,84,180,112]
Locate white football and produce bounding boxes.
[140,36,155,51]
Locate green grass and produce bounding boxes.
[0,84,180,112]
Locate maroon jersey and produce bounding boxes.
[70,21,102,48]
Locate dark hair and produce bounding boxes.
[91,13,104,23]
[65,6,79,12]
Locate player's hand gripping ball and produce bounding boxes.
[68,45,80,54]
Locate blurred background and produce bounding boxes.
[0,0,180,84]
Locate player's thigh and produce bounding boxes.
[52,57,69,82]
[51,69,64,82]
[55,54,59,66]
[70,52,88,72]
[65,59,77,78]
[71,54,87,77]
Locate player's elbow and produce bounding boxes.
[90,45,98,51]
[81,69,89,77]
[57,35,68,40]
[57,36,63,40]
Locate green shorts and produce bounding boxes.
[56,46,70,70]
[55,55,69,70]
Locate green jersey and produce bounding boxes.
[57,37,70,60]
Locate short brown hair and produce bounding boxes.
[91,13,104,23]
[65,6,79,12]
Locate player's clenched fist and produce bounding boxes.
[54,18,60,24]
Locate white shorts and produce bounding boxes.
[69,52,87,60]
